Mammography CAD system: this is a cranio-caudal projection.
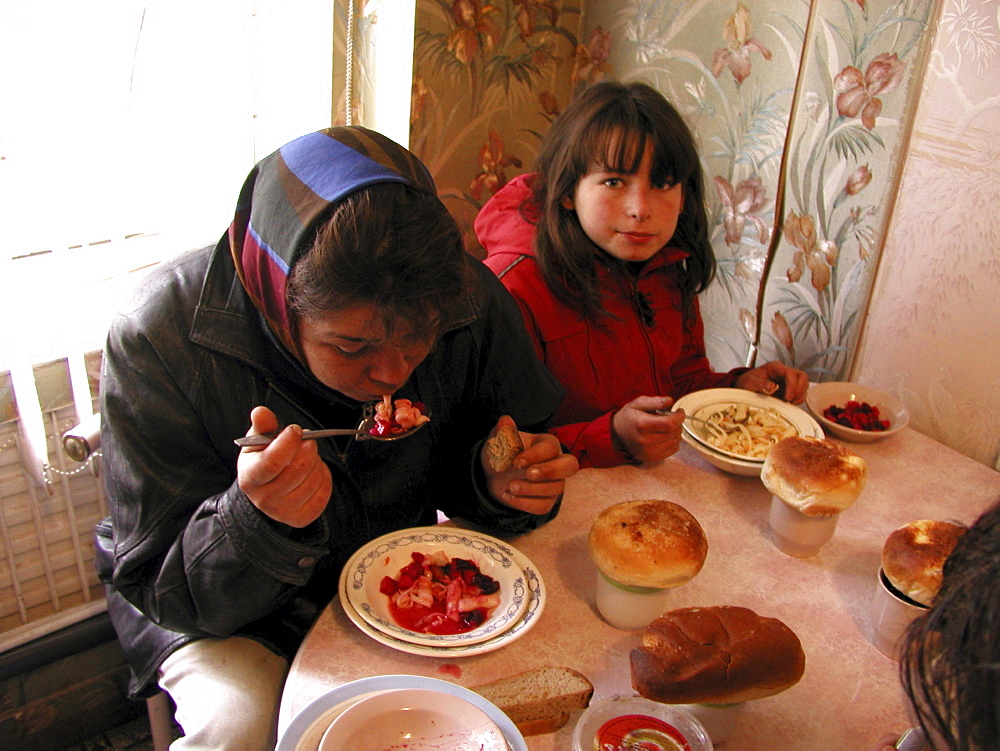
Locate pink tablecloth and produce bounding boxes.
[278,427,1000,749]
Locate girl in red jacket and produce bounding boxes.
[476,81,807,468]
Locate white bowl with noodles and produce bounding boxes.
[805,382,909,443]
[673,389,823,477]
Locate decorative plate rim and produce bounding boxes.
[338,530,546,658]
[343,528,528,647]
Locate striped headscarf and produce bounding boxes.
[229,126,438,357]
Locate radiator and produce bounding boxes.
[0,355,107,653]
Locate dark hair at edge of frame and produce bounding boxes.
[530,80,716,323]
[286,181,469,342]
[898,500,1000,751]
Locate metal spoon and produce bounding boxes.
[684,415,723,428]
[653,408,728,429]
[234,413,430,447]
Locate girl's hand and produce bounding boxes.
[237,406,333,528]
[612,395,685,465]
[482,418,578,516]
[873,734,900,750]
[736,362,809,404]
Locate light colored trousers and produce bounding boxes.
[158,636,290,751]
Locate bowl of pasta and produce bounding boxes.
[673,389,824,476]
[805,381,909,443]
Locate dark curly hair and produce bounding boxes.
[898,500,1000,750]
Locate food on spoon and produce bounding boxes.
[484,421,524,472]
[823,399,890,431]
[370,395,430,436]
[881,519,966,606]
[630,605,805,704]
[471,666,594,736]
[378,551,500,635]
[588,500,708,589]
[761,436,867,517]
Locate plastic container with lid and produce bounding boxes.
[572,695,713,751]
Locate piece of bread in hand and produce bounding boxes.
[631,605,805,705]
[485,421,524,472]
[470,666,594,736]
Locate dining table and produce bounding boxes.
[277,424,1000,750]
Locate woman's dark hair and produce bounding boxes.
[898,500,1000,751]
[531,80,715,322]
[286,182,469,343]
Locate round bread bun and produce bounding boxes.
[630,605,805,705]
[587,500,707,589]
[881,519,966,606]
[761,436,867,516]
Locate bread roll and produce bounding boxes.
[630,605,805,704]
[588,500,707,589]
[761,436,866,516]
[485,422,524,472]
[471,666,594,736]
[881,519,965,606]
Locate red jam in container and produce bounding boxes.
[572,696,713,751]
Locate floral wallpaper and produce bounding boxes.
[754,1,938,381]
[340,0,997,468]
[409,0,587,252]
[853,0,1000,470]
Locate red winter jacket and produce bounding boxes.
[476,173,745,467]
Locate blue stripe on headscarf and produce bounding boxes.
[247,223,290,275]
[279,131,409,202]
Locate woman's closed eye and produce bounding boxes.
[334,342,372,358]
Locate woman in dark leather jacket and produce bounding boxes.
[95,126,577,750]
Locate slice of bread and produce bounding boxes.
[470,666,594,736]
[485,422,524,472]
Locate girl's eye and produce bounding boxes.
[603,177,624,188]
[654,177,678,190]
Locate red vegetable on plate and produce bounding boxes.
[823,400,890,432]
[380,551,501,635]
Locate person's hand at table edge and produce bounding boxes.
[481,415,578,516]
[611,395,684,466]
[735,361,809,403]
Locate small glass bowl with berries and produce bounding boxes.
[805,381,910,443]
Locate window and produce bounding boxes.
[0,0,334,371]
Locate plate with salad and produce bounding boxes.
[340,527,532,648]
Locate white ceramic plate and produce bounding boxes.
[276,675,527,751]
[339,538,546,658]
[674,389,822,477]
[679,431,765,477]
[676,389,817,462]
[688,402,796,462]
[342,528,529,647]
[318,687,507,751]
